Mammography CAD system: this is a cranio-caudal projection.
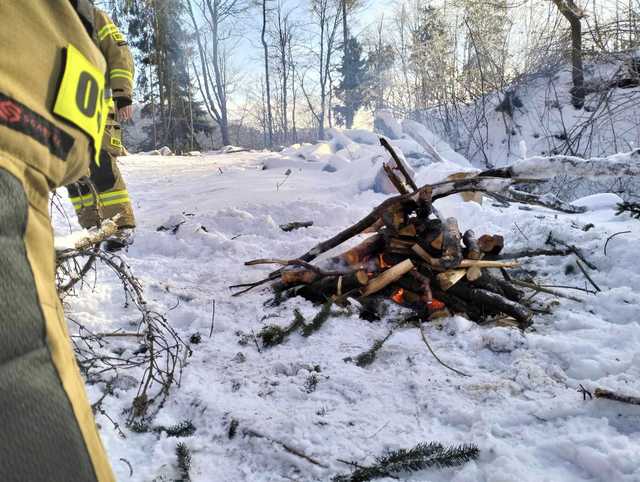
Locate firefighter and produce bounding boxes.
[66,5,136,252]
[0,1,114,481]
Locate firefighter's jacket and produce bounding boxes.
[0,1,115,480]
[92,7,135,110]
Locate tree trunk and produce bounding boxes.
[262,0,274,147]
[552,0,585,109]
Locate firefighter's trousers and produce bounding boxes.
[0,153,114,482]
[67,119,136,230]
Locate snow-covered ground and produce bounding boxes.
[54,148,640,482]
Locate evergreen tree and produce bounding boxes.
[335,36,370,128]
[125,0,211,152]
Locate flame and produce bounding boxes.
[391,288,405,304]
[427,298,445,311]
[378,253,392,269]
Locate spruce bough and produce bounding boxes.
[333,442,479,482]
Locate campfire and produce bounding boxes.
[233,138,551,330]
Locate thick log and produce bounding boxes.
[336,234,384,266]
[437,269,467,291]
[281,269,319,285]
[361,259,415,297]
[462,230,482,260]
[466,266,483,282]
[478,234,505,255]
[467,288,533,327]
[441,218,463,268]
[432,289,484,322]
[471,271,524,302]
[300,271,369,301]
[430,233,444,250]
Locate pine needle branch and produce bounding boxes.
[175,442,192,481]
[301,300,334,337]
[258,309,306,347]
[616,202,640,219]
[333,442,479,482]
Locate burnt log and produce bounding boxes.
[299,271,369,302]
[462,230,482,260]
[478,234,505,255]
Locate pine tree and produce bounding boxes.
[335,36,370,128]
[126,0,211,152]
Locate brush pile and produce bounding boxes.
[232,138,590,329]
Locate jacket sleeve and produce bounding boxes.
[94,8,135,107]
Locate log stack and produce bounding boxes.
[239,138,543,329]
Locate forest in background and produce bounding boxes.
[98,0,640,160]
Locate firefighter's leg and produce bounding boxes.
[0,156,114,482]
[98,122,136,229]
[67,123,136,231]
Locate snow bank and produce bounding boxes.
[266,112,474,196]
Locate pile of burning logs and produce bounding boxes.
[232,138,588,329]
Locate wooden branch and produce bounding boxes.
[56,215,121,257]
[412,244,518,269]
[594,388,640,406]
[383,162,409,194]
[380,137,418,191]
[360,259,414,297]
[576,260,602,292]
[281,269,319,285]
[509,279,583,302]
[506,188,587,214]
[491,248,572,259]
[279,221,313,232]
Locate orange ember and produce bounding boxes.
[427,298,445,311]
[391,288,405,304]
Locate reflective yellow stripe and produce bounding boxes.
[110,69,133,81]
[98,190,128,200]
[70,195,94,204]
[98,24,119,41]
[101,197,130,207]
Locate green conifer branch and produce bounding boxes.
[333,442,479,482]
[616,202,640,219]
[175,442,192,481]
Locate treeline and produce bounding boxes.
[99,0,640,153]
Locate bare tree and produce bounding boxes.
[304,0,342,140]
[270,1,297,145]
[551,0,586,108]
[261,0,274,147]
[187,0,245,146]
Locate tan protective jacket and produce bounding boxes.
[93,7,135,105]
[0,1,108,188]
[0,2,114,481]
